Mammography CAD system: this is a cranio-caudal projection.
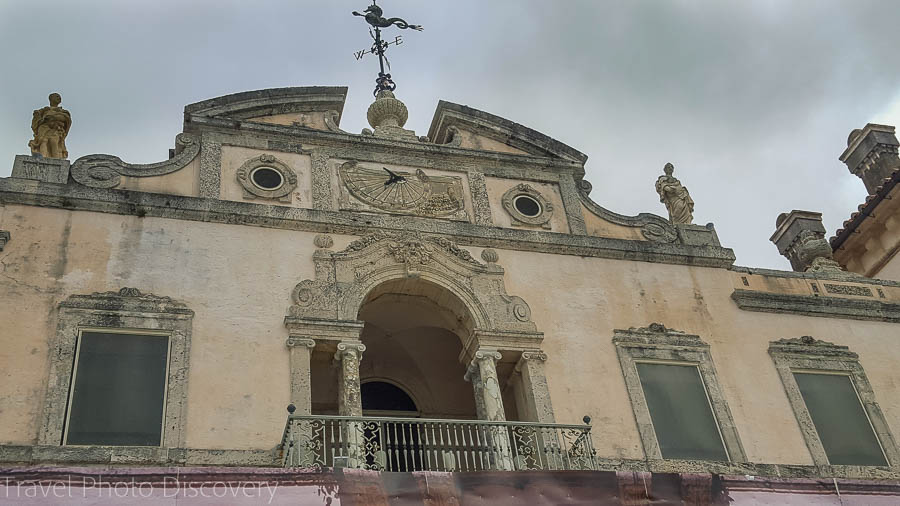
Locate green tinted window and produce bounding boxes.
[66,332,169,446]
[636,363,728,461]
[794,372,886,466]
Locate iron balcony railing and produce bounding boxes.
[280,415,597,472]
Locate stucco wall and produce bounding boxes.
[2,204,899,467]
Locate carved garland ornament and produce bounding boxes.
[236,154,298,202]
[501,184,553,229]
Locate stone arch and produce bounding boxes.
[284,232,554,423]
[286,232,542,356]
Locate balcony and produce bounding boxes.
[281,415,597,472]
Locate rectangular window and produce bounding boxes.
[64,331,170,446]
[793,372,887,466]
[636,362,728,461]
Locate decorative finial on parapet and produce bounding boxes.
[28,93,71,159]
[367,90,408,129]
[770,210,843,273]
[840,124,900,195]
[655,163,694,224]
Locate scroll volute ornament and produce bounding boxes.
[29,93,71,159]
[655,163,694,225]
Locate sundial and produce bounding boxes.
[339,162,466,218]
[352,0,423,96]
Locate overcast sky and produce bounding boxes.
[2,0,900,269]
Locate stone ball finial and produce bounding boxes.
[367,90,408,129]
[848,128,862,146]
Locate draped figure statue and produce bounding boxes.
[28,93,71,159]
[655,163,694,224]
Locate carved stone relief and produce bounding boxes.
[338,161,468,219]
[0,231,9,251]
[501,183,554,229]
[235,154,298,202]
[286,232,536,338]
[71,133,200,189]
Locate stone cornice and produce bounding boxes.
[612,324,708,349]
[768,336,858,360]
[59,287,193,316]
[732,289,900,323]
[0,178,737,268]
[184,115,586,176]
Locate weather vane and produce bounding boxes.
[352,0,423,96]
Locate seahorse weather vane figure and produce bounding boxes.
[352,1,423,96]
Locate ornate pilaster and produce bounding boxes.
[286,337,316,415]
[515,350,555,423]
[334,342,366,416]
[466,349,505,422]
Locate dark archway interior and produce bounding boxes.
[362,381,417,412]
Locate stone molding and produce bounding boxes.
[286,232,538,338]
[731,289,900,323]
[71,133,199,189]
[0,230,8,251]
[236,154,298,202]
[613,325,747,463]
[11,155,70,184]
[577,179,679,244]
[501,183,554,229]
[0,176,737,268]
[40,288,194,448]
[768,338,900,467]
[184,86,348,121]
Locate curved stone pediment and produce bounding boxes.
[71,133,200,188]
[184,86,348,129]
[427,101,588,162]
[286,232,537,336]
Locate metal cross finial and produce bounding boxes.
[352,1,423,96]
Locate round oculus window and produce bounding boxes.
[250,167,284,191]
[513,195,541,217]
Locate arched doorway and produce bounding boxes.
[355,277,518,420]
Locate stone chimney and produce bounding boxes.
[840,124,900,195]
[770,210,842,272]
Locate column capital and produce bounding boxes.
[334,341,366,362]
[515,350,548,372]
[474,349,502,363]
[286,337,316,349]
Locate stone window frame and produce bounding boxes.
[39,288,194,448]
[501,183,554,229]
[236,154,298,202]
[613,324,747,462]
[768,336,900,467]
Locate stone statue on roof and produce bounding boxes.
[28,93,71,159]
[655,163,694,224]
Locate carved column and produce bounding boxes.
[334,341,365,468]
[467,350,506,421]
[516,351,555,423]
[286,337,316,414]
[335,342,365,416]
[466,349,513,470]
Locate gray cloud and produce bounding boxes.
[2,0,899,269]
